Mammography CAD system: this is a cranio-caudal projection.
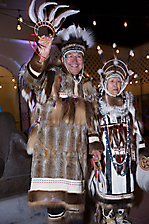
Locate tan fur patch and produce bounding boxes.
[104,93,124,106]
[75,97,86,126]
[51,98,62,126]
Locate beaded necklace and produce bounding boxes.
[99,90,131,176]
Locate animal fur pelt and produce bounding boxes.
[136,156,149,192]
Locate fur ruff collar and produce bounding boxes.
[99,91,134,117]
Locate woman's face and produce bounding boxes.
[62,51,84,75]
[107,77,121,95]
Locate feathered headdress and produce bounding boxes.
[28,0,80,39]
[97,43,137,97]
[54,24,95,56]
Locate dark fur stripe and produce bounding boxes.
[28,190,85,212]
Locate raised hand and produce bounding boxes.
[38,35,54,63]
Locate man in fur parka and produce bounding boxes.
[22,23,102,224]
[88,47,149,224]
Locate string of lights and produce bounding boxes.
[0,7,149,87]
[0,8,33,31]
[0,7,149,30]
[0,75,17,89]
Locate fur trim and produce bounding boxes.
[104,93,123,107]
[95,198,134,210]
[136,156,149,192]
[28,190,85,213]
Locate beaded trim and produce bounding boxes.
[61,44,85,56]
[34,21,56,39]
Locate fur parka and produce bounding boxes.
[22,52,100,220]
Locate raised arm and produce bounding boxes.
[28,35,53,76]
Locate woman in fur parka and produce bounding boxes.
[88,46,149,224]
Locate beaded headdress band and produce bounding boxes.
[61,44,86,56]
[97,43,137,97]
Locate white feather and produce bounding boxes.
[38,2,57,21]
[48,5,69,22]
[80,27,94,48]
[53,10,80,30]
[55,24,94,48]
[28,0,37,24]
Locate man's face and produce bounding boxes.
[107,77,121,95]
[62,51,84,75]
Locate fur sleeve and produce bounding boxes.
[29,51,50,74]
[21,62,55,110]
